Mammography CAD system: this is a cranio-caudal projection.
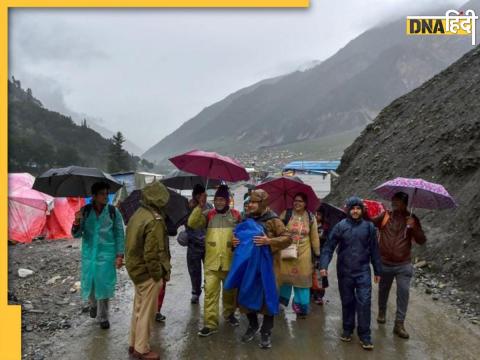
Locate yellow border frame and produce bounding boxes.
[0,1,309,359]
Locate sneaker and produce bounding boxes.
[198,327,218,337]
[241,326,259,342]
[360,340,374,350]
[100,320,110,330]
[227,314,240,327]
[191,294,199,304]
[259,332,272,349]
[340,331,352,342]
[89,306,97,319]
[155,312,166,322]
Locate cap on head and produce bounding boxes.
[214,185,230,201]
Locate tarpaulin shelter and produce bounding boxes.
[8,173,53,243]
[111,171,164,206]
[45,197,85,240]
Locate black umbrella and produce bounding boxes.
[318,202,347,228]
[33,166,122,197]
[161,169,221,190]
[119,188,189,229]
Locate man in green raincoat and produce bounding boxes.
[72,182,125,330]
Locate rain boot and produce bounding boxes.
[393,321,410,339]
[377,309,386,324]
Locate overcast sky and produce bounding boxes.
[9,0,464,152]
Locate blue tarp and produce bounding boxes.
[111,172,136,194]
[283,160,340,172]
[85,194,114,205]
[224,219,279,315]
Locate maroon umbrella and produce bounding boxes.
[256,176,320,214]
[169,150,249,182]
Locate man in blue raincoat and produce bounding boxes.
[72,181,125,329]
[320,196,382,350]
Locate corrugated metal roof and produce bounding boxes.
[283,160,340,172]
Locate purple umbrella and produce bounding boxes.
[373,177,457,210]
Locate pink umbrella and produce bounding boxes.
[373,177,457,210]
[256,176,320,214]
[169,150,249,182]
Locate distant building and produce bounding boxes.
[282,160,341,199]
[282,160,340,174]
[111,171,164,205]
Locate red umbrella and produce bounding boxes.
[256,176,320,214]
[363,199,385,219]
[169,150,249,182]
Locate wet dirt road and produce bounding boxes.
[47,238,480,360]
[44,187,480,359]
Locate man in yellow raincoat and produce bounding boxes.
[188,185,241,337]
[72,181,125,330]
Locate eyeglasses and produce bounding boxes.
[293,199,305,203]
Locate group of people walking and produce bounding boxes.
[72,179,426,359]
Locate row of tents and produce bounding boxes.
[8,171,170,243]
[8,173,85,243]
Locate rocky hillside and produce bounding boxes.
[8,80,147,175]
[143,0,479,162]
[327,45,480,295]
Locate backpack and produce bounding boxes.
[82,203,116,221]
[283,208,314,227]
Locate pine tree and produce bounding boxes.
[108,131,130,173]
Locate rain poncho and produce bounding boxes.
[73,204,125,300]
[224,219,279,315]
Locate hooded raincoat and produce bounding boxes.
[125,181,171,285]
[72,203,125,300]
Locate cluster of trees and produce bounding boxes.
[8,78,156,175]
[107,132,155,173]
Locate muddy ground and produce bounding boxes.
[8,235,480,360]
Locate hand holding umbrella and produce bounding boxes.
[373,177,457,236]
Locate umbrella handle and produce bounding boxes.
[405,190,416,238]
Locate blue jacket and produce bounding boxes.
[320,197,382,277]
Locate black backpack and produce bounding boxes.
[283,208,314,226]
